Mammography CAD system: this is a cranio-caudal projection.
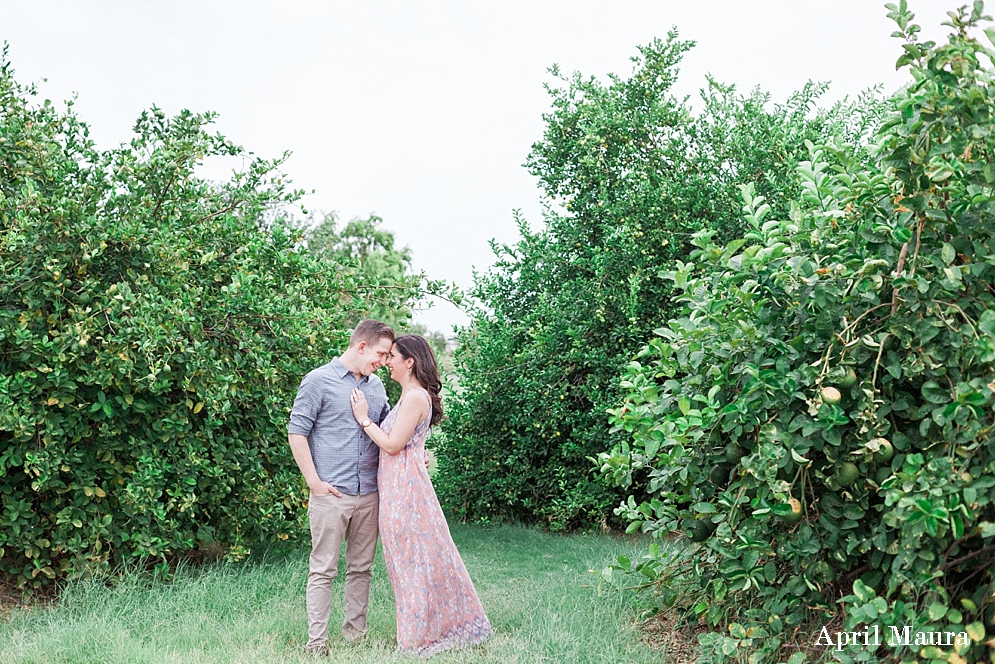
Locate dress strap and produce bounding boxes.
[408,388,432,423]
[399,388,432,408]
[415,387,432,409]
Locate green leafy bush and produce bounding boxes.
[0,54,416,586]
[437,33,884,530]
[307,212,420,328]
[599,5,995,661]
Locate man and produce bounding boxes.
[288,319,394,654]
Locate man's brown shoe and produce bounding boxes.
[342,628,367,644]
[304,642,328,657]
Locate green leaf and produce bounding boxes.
[853,579,875,602]
[644,437,661,460]
[929,166,954,181]
[921,381,950,404]
[979,309,995,336]
[928,601,948,621]
[678,395,690,416]
[966,621,986,643]
[843,505,865,520]
[952,514,964,540]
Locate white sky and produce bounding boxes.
[3,1,952,333]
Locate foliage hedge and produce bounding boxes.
[306,211,418,330]
[437,32,886,530]
[599,5,995,661]
[0,55,417,586]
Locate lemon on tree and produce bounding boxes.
[709,463,732,485]
[836,462,860,487]
[778,497,804,524]
[839,368,857,388]
[724,443,746,465]
[690,519,717,542]
[820,386,842,405]
[869,437,893,464]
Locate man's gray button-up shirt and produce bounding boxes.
[288,357,390,496]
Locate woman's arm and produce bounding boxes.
[351,389,428,456]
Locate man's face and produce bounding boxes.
[359,337,393,376]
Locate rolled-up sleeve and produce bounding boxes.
[288,372,321,437]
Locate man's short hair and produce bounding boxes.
[348,319,395,348]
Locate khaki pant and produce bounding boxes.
[306,490,380,648]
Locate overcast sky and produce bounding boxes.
[3,1,952,333]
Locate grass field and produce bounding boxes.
[0,524,665,663]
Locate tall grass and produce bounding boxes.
[0,524,664,663]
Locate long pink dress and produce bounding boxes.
[378,388,492,657]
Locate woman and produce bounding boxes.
[349,334,492,657]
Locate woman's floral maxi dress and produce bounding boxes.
[378,388,492,656]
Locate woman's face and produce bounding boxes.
[385,344,411,383]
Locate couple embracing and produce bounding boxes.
[287,319,492,657]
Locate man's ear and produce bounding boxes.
[356,340,367,353]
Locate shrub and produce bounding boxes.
[0,54,416,586]
[599,5,995,661]
[437,33,885,530]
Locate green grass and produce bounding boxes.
[0,524,664,663]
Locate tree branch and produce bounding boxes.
[890,241,909,315]
[938,543,995,572]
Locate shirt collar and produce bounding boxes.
[331,357,367,383]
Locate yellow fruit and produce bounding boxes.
[820,386,842,405]
[780,497,803,524]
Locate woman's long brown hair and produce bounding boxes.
[393,334,443,426]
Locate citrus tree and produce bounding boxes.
[0,53,417,586]
[437,33,884,530]
[307,212,420,327]
[598,4,995,661]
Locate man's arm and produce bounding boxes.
[288,434,342,497]
[287,372,342,497]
